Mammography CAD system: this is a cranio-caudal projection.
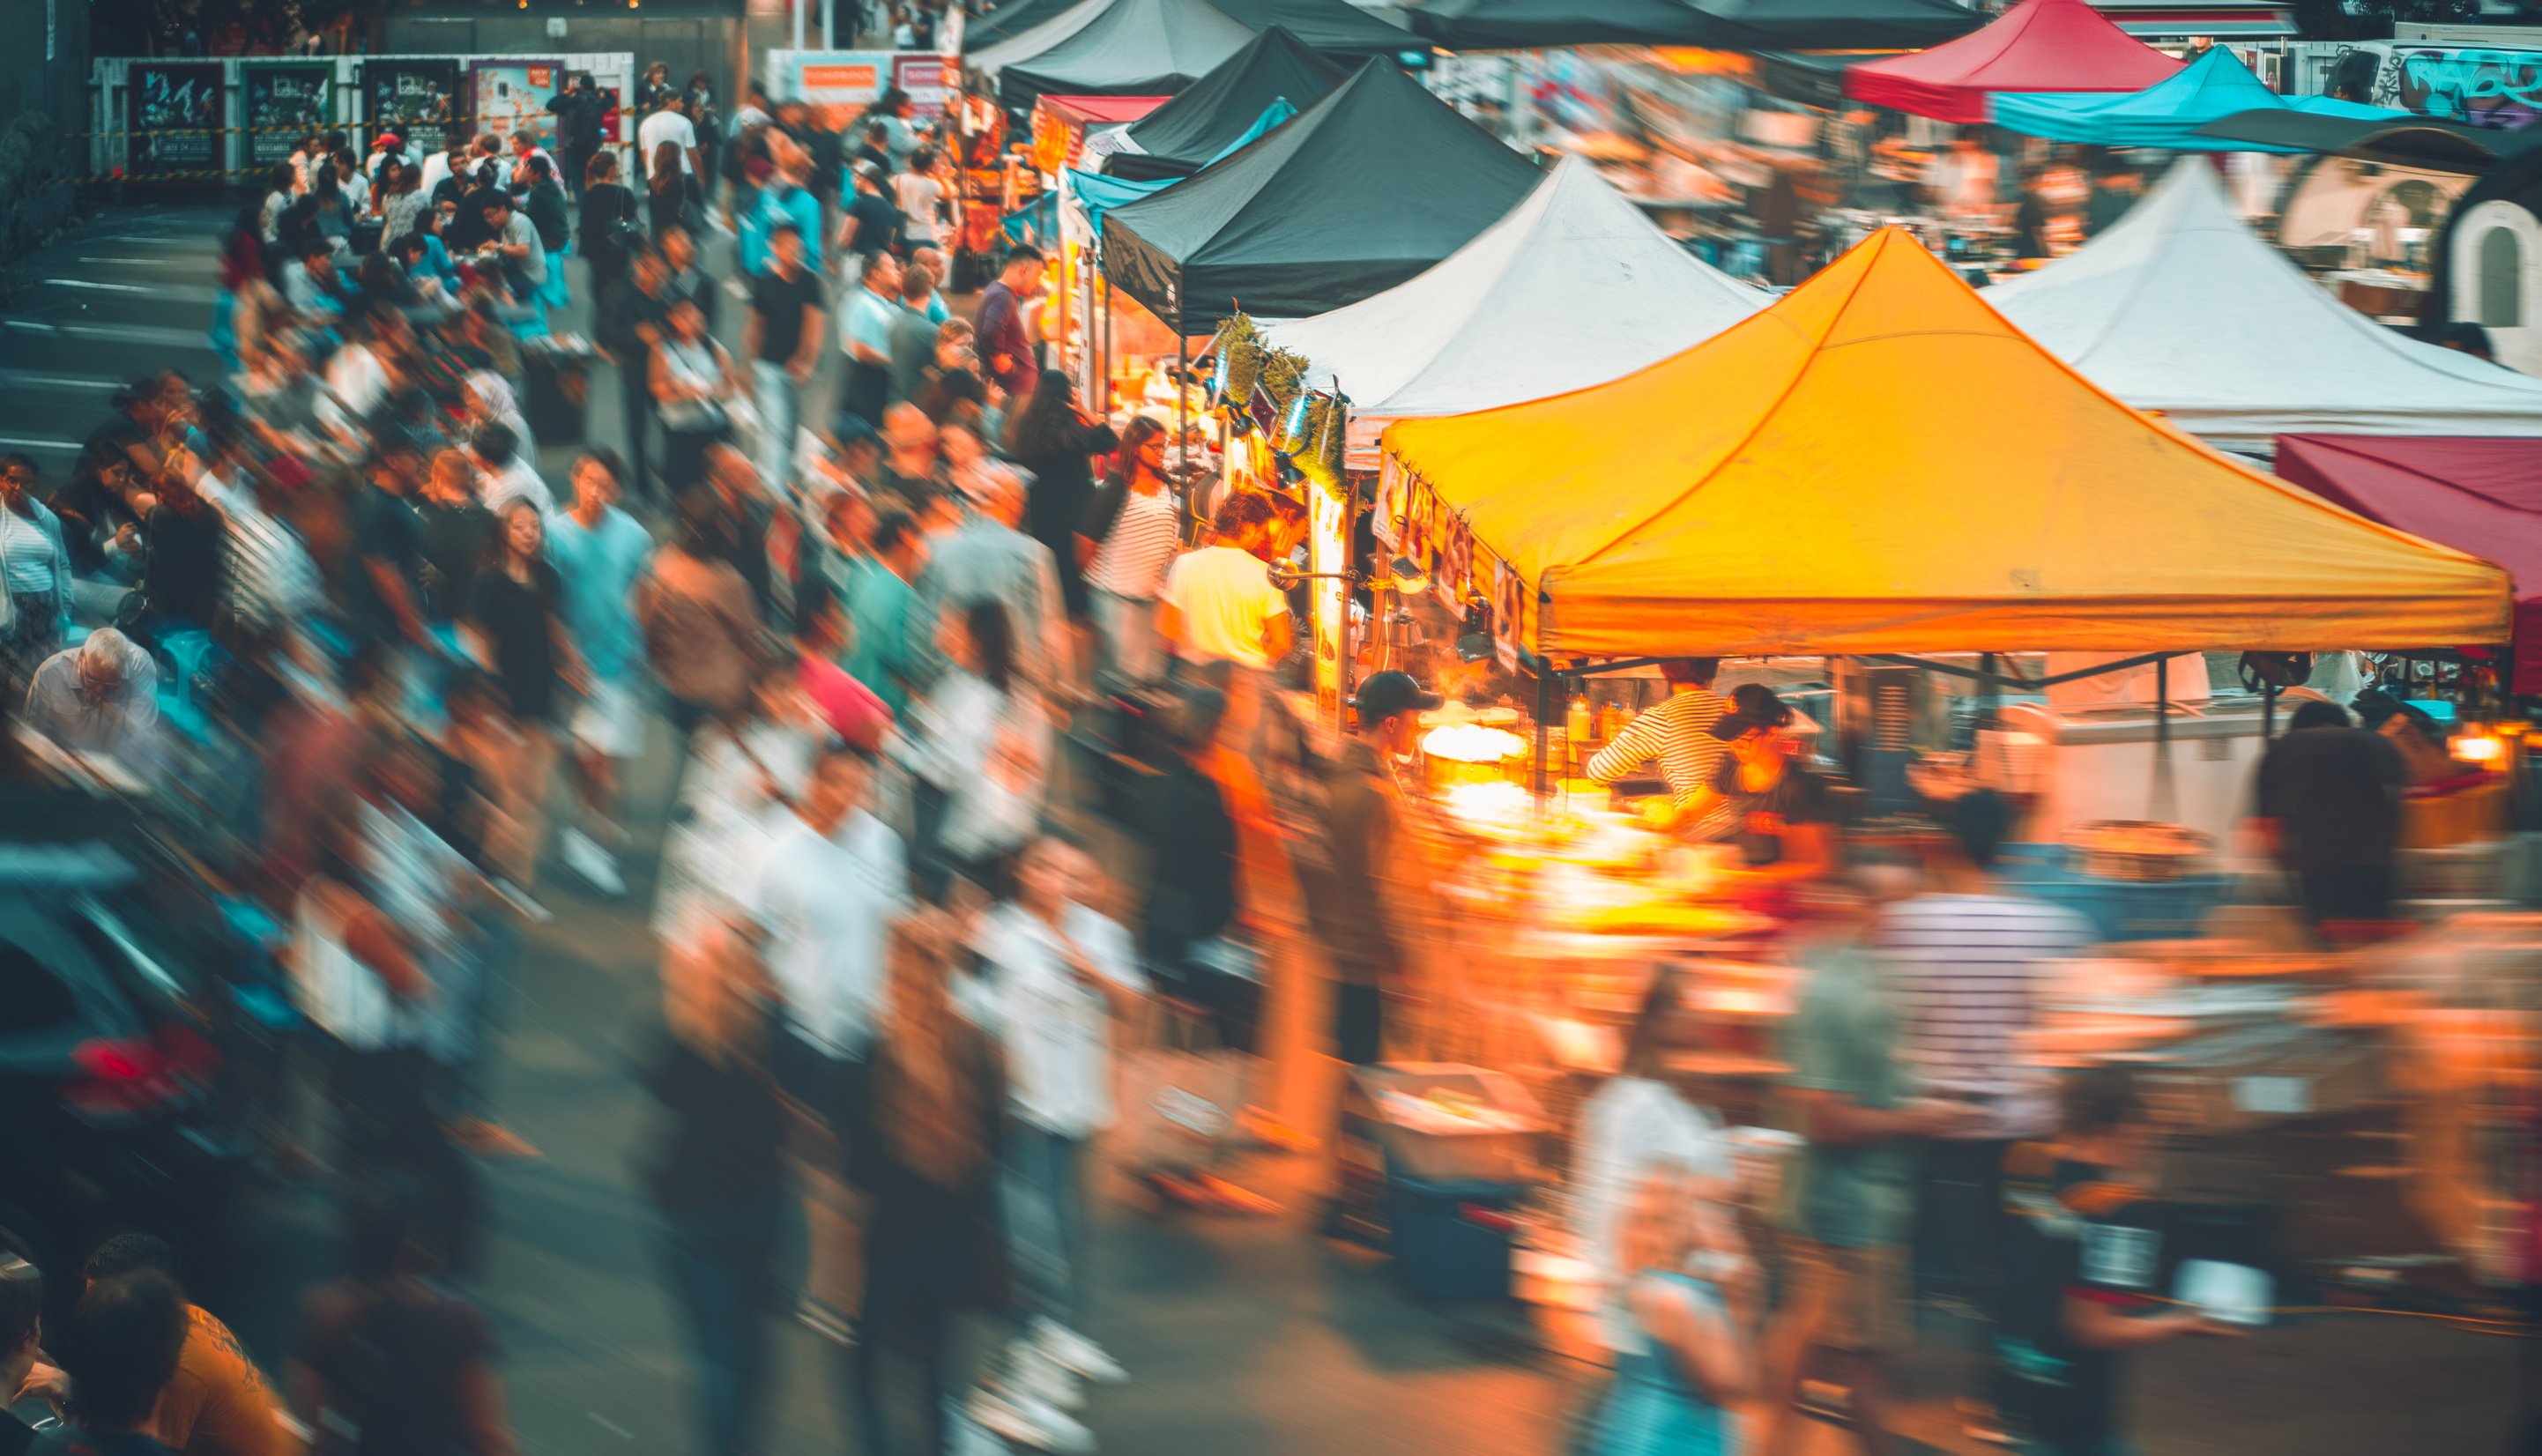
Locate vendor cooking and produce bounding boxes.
[1582,657,1732,818]
[1690,684,1837,882]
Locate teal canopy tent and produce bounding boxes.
[1992,45,2401,150]
[1067,99,1299,228]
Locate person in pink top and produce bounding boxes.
[795,576,891,752]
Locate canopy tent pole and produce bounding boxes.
[1534,659,1553,800]
[2263,679,2278,740]
[1177,325,1193,542]
[2153,657,2177,821]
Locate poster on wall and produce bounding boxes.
[470,59,563,141]
[785,50,894,125]
[366,59,461,155]
[241,63,332,167]
[127,63,225,180]
[893,55,952,120]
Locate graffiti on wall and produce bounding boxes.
[2333,42,2542,129]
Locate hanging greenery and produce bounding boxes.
[1217,311,1347,493]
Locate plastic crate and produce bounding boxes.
[1349,1064,1549,1185]
[1386,1175,1526,1301]
[1997,845,2230,942]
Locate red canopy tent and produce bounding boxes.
[1843,0,2182,123]
[2274,435,2542,693]
[1030,94,1171,174]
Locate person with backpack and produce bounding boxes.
[544,73,608,201]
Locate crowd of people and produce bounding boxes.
[0,43,1416,1456]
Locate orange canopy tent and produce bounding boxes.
[1842,0,2181,124]
[1379,227,2509,660]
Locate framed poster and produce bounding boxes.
[241,63,333,167]
[892,55,952,120]
[469,59,562,142]
[366,59,461,154]
[126,63,224,180]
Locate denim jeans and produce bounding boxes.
[662,1196,783,1456]
[1090,589,1160,687]
[1002,1123,1089,1326]
[753,360,800,494]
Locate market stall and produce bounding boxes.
[1988,160,2542,450]
[1100,56,1542,334]
[2272,435,2542,696]
[1029,92,1169,175]
[1260,156,1765,470]
[1991,44,2402,148]
[1208,0,1431,67]
[1842,0,2182,124]
[1101,26,1348,182]
[1401,0,1982,51]
[970,0,1260,109]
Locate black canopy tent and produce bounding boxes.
[1402,0,1980,50]
[1104,26,1350,181]
[2191,108,2542,173]
[1207,0,1432,64]
[966,0,1089,49]
[1101,56,1542,334]
[991,0,1260,109]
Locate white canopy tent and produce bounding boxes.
[1988,160,2542,451]
[1260,157,1765,470]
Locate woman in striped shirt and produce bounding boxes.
[1083,418,1182,688]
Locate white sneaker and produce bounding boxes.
[946,1393,1012,1456]
[968,1390,1094,1455]
[1007,1342,1086,1412]
[1030,1316,1127,1385]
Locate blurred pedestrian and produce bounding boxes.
[1589,1163,1753,1456]
[548,450,655,896]
[2252,698,2405,934]
[462,500,582,884]
[0,452,73,693]
[57,1237,290,1456]
[843,251,906,435]
[974,249,1044,405]
[652,300,744,499]
[1005,369,1117,692]
[639,490,764,745]
[33,1269,190,1456]
[743,222,826,495]
[0,1254,38,1451]
[910,600,1050,892]
[911,463,1066,698]
[1081,417,1178,687]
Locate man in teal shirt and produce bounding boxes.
[1762,940,1980,1456]
[834,504,925,714]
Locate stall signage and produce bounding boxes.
[894,55,952,119]
[127,63,225,178]
[241,63,332,167]
[367,60,461,154]
[470,59,562,140]
[791,52,893,107]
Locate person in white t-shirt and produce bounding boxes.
[956,835,1146,1343]
[637,93,703,205]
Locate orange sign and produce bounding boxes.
[802,63,881,93]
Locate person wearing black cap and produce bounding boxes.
[1304,669,1440,1070]
[1695,684,1836,884]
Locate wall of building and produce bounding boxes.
[0,0,93,258]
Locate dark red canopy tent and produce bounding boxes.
[2274,435,2542,693]
[1843,0,2181,124]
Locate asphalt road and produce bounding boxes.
[0,202,2523,1456]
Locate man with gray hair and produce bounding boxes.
[911,460,1065,695]
[23,627,160,778]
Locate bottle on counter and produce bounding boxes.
[1567,694,1593,749]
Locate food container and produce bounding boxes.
[2070,820,2215,882]
[1349,1064,1549,1185]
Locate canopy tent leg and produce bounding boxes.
[1534,662,1552,801]
[2263,680,2278,741]
[2153,657,2177,823]
[1177,328,1192,544]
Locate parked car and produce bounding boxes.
[0,788,258,1323]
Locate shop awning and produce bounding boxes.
[1379,226,2509,658]
[2092,0,2296,34]
[1401,0,1980,50]
[1988,160,2542,448]
[1207,0,1431,64]
[2273,435,2542,693]
[1104,26,1349,182]
[1261,156,1763,468]
[2190,108,2542,173]
[1030,93,1171,173]
[975,0,1260,109]
[1101,56,1542,334]
[1843,0,2182,124]
[1992,45,2401,149]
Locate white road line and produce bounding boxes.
[0,369,121,391]
[76,256,202,265]
[0,318,207,348]
[45,278,154,293]
[0,435,82,450]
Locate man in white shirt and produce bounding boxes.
[958,835,1145,1336]
[470,420,555,519]
[418,133,466,199]
[636,92,703,204]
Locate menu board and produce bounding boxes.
[366,59,461,155]
[469,59,561,141]
[126,63,225,179]
[242,63,332,167]
[892,55,952,120]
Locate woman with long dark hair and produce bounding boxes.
[1082,415,1178,686]
[1004,368,1118,687]
[463,501,583,882]
[580,150,641,318]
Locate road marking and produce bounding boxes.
[588,1414,634,1440]
[45,278,154,293]
[76,255,202,265]
[0,435,82,450]
[41,278,219,304]
[0,369,121,392]
[0,317,207,348]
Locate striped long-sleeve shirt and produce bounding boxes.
[1583,686,1729,806]
[1874,893,2092,1140]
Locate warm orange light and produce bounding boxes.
[2450,733,2505,764]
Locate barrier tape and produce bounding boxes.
[63,123,372,139]
[33,167,271,184]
